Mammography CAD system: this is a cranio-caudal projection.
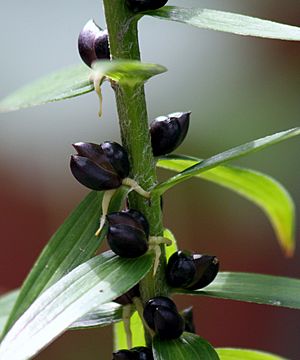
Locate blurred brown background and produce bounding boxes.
[1,0,300,359]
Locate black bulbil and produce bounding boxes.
[143,296,184,340]
[70,141,129,191]
[150,111,190,156]
[132,347,154,360]
[166,250,196,288]
[188,254,219,290]
[166,250,219,290]
[112,347,153,360]
[112,349,135,360]
[106,209,149,258]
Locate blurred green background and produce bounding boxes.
[1,0,300,359]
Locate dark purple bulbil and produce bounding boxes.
[132,347,154,360]
[150,111,191,156]
[142,296,177,329]
[106,209,149,258]
[126,0,168,13]
[188,253,219,290]
[166,251,219,290]
[70,141,130,191]
[100,141,130,179]
[78,19,110,67]
[112,349,134,360]
[166,250,196,288]
[143,296,184,340]
[112,347,153,360]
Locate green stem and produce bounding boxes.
[102,0,169,344]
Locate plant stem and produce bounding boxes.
[102,0,169,343]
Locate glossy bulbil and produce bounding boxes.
[166,250,219,290]
[78,19,110,67]
[106,209,149,258]
[112,347,153,360]
[143,296,184,340]
[150,111,190,156]
[70,141,130,191]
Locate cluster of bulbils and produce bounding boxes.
[112,266,219,359]
[112,289,196,359]
[74,2,219,357]
[70,110,191,257]
[149,255,219,338]
[113,254,219,341]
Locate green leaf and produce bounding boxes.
[1,292,123,332]
[216,348,286,360]
[4,188,127,334]
[164,228,178,261]
[0,291,19,337]
[177,272,300,309]
[154,127,300,196]
[147,6,300,41]
[92,60,167,87]
[3,192,102,333]
[158,155,295,257]
[0,251,154,360]
[69,302,123,330]
[0,64,93,113]
[153,332,219,360]
[114,310,146,350]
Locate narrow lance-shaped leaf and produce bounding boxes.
[176,272,300,309]
[216,348,287,360]
[158,155,295,256]
[0,251,154,360]
[154,127,300,195]
[0,61,167,113]
[153,332,220,360]
[70,302,124,330]
[92,60,167,88]
[0,290,124,332]
[4,187,128,335]
[146,6,300,41]
[0,290,19,337]
[0,64,92,113]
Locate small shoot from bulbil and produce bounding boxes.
[78,19,110,117]
[114,285,141,349]
[148,236,172,276]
